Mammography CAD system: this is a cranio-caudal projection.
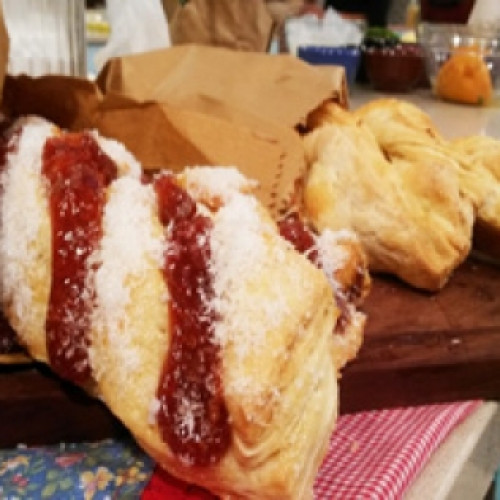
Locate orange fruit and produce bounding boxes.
[435,48,493,105]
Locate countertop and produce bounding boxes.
[349,86,500,140]
[405,401,500,500]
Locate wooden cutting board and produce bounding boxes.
[1,256,499,446]
[340,255,500,413]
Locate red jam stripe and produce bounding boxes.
[154,174,230,466]
[42,132,117,384]
[278,212,351,334]
[278,211,319,263]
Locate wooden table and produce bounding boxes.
[340,256,500,413]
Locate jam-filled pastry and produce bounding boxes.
[277,211,369,370]
[0,116,142,384]
[302,103,474,291]
[0,117,369,499]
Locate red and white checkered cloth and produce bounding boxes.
[141,400,481,500]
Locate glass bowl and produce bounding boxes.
[417,22,500,105]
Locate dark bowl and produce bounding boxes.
[297,45,361,86]
[364,43,426,93]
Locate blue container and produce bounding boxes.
[297,45,361,86]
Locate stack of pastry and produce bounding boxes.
[302,98,500,291]
[0,116,369,499]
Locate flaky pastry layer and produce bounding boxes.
[0,117,369,499]
[303,101,474,290]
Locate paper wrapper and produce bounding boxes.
[3,44,347,216]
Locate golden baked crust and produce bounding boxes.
[352,98,444,144]
[352,99,486,207]
[312,227,369,370]
[0,118,369,499]
[90,171,341,499]
[303,101,474,290]
[355,99,500,262]
[452,135,500,259]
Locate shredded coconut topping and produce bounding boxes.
[0,119,54,321]
[183,167,258,205]
[90,177,164,380]
[93,132,142,179]
[315,228,356,291]
[208,192,292,397]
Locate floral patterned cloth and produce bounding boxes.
[0,439,154,499]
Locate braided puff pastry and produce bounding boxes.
[0,117,369,499]
[354,99,500,261]
[303,103,473,291]
[451,135,500,259]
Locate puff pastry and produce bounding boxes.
[354,98,500,261]
[451,135,500,259]
[0,116,369,499]
[303,102,474,290]
[0,117,142,380]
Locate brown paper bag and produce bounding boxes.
[96,44,347,129]
[166,0,275,52]
[95,95,307,215]
[95,45,347,214]
[2,45,347,217]
[2,72,306,215]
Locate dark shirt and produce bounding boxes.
[324,0,392,26]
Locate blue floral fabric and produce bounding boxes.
[0,439,154,499]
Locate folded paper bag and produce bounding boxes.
[93,93,307,215]
[96,44,348,129]
[2,73,305,217]
[2,45,347,217]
